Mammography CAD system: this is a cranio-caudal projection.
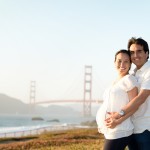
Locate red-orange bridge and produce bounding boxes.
[30,66,103,117]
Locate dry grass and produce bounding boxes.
[0,128,104,150]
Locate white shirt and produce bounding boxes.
[96,74,138,139]
[132,61,150,133]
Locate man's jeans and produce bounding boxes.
[128,130,150,150]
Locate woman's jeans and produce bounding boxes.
[128,130,150,150]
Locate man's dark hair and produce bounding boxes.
[127,37,149,59]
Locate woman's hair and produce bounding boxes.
[114,49,131,63]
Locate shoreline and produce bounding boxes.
[0,124,93,138]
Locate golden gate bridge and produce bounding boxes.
[29,66,103,117]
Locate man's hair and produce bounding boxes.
[127,37,149,59]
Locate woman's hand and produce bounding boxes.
[106,112,120,119]
[104,112,121,128]
[105,117,120,128]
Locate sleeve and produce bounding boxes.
[141,71,150,90]
[121,75,138,92]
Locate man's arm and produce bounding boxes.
[122,89,150,115]
[106,89,150,128]
[105,109,135,128]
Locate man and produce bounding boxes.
[105,37,150,150]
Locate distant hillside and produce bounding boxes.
[0,93,80,116]
[0,94,29,114]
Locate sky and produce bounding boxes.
[0,0,150,104]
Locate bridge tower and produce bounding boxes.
[29,81,36,114]
[83,65,92,117]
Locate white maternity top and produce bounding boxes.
[96,74,138,139]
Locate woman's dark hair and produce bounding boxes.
[115,49,131,63]
[127,37,149,59]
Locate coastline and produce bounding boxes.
[0,123,92,138]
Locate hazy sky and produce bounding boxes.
[0,0,150,104]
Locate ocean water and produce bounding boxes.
[0,114,95,134]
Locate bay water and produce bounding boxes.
[0,114,96,135]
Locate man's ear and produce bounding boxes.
[146,51,149,59]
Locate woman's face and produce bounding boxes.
[115,53,131,77]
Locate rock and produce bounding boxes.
[32,117,44,121]
[47,119,60,122]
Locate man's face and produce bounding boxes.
[129,44,148,69]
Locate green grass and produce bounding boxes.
[0,128,129,150]
[0,128,104,150]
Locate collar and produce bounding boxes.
[134,60,150,73]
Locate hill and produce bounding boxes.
[0,94,29,114]
[0,93,80,116]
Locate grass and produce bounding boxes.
[0,128,104,150]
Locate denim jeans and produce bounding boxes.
[128,130,150,150]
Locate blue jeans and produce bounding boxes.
[128,130,150,150]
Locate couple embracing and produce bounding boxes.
[96,37,150,150]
